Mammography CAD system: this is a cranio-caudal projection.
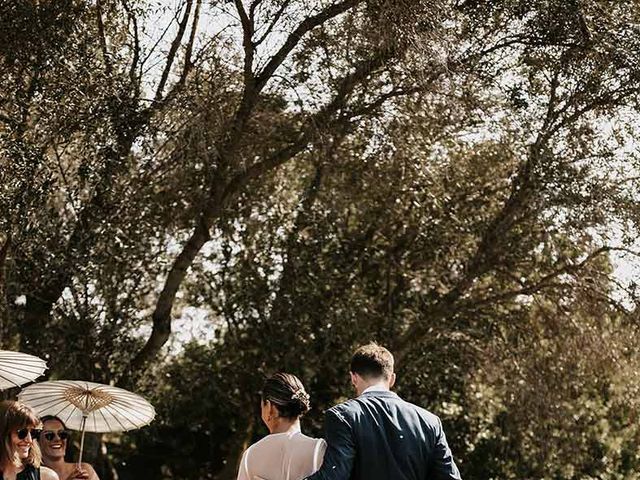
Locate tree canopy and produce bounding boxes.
[1,0,640,478]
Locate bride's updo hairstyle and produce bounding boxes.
[261,373,311,419]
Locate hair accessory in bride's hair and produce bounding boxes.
[291,389,310,404]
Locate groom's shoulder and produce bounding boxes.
[326,396,362,416]
[403,399,442,426]
[322,395,370,424]
[400,399,451,439]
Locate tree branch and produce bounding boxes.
[249,0,267,18]
[154,0,194,103]
[463,247,613,310]
[224,44,397,200]
[255,0,362,90]
[214,0,363,175]
[121,0,141,90]
[127,217,213,374]
[235,0,255,83]
[254,0,292,46]
[394,138,550,358]
[181,0,202,83]
[344,86,422,119]
[96,0,112,75]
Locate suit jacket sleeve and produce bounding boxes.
[431,417,462,480]
[306,408,356,480]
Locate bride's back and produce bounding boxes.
[238,429,326,480]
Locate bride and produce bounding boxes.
[237,373,326,480]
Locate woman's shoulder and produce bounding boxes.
[243,432,282,455]
[37,466,59,480]
[239,436,280,479]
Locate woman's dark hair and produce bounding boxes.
[261,373,310,419]
[40,416,67,430]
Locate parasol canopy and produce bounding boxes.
[18,380,155,432]
[0,350,47,390]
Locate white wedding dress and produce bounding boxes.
[237,427,326,480]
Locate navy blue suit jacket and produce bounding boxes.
[306,390,461,480]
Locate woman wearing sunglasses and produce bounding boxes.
[0,401,58,480]
[237,373,326,480]
[37,417,98,480]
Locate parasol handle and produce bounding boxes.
[77,414,88,469]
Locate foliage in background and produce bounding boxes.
[2,0,640,478]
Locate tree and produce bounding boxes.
[2,1,640,478]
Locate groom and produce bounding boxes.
[306,342,461,480]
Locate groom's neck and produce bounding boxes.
[356,379,390,396]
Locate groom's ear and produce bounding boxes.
[350,371,358,388]
[388,372,396,389]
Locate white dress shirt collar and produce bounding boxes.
[361,383,390,395]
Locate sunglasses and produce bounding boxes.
[16,428,41,440]
[42,430,70,441]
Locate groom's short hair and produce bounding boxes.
[350,342,394,380]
